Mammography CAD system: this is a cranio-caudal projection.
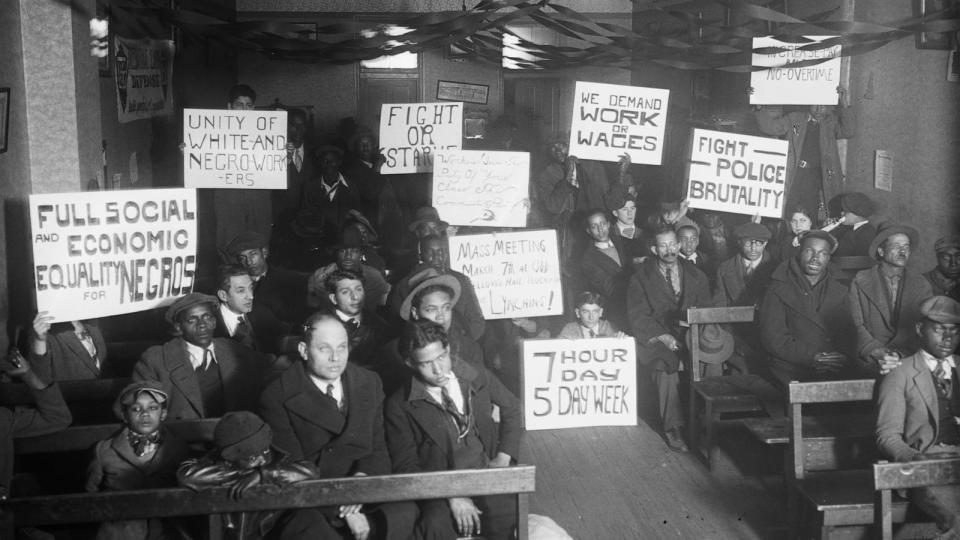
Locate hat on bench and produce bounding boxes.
[685,323,734,365]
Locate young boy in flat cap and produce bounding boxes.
[86,380,188,539]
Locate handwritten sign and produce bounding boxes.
[433,150,529,228]
[30,189,198,323]
[183,109,287,189]
[523,337,637,430]
[750,36,842,105]
[114,37,174,123]
[686,128,789,219]
[379,102,463,174]
[568,81,670,165]
[448,230,562,320]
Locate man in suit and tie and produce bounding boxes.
[876,296,960,537]
[607,192,646,268]
[580,209,632,330]
[132,293,271,420]
[227,231,309,327]
[628,226,713,452]
[848,224,933,375]
[258,312,416,539]
[214,265,289,354]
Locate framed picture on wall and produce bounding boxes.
[0,88,9,154]
[916,0,956,50]
[437,80,489,105]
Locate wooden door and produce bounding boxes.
[358,77,419,132]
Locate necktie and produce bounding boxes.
[934,359,952,398]
[197,349,213,372]
[235,316,254,348]
[441,386,468,436]
[293,149,303,172]
[346,318,360,332]
[744,263,754,279]
[589,329,597,338]
[666,266,679,296]
[326,383,340,409]
[325,181,338,201]
[622,227,635,239]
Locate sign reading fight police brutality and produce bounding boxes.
[432,150,530,228]
[750,36,842,105]
[523,337,637,430]
[568,81,670,165]
[30,189,198,323]
[686,128,789,219]
[183,109,287,189]
[379,102,463,174]
[448,230,562,320]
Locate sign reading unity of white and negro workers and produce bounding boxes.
[448,230,562,320]
[432,150,530,228]
[379,102,463,174]
[750,36,842,105]
[523,337,637,430]
[183,109,287,189]
[115,37,175,123]
[568,81,670,165]
[30,189,198,323]
[686,128,789,219]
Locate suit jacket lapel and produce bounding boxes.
[62,332,101,377]
[909,355,939,434]
[860,267,893,329]
[165,339,204,417]
[215,341,243,410]
[285,365,346,434]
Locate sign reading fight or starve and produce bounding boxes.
[750,36,842,105]
[183,109,287,189]
[523,337,637,430]
[568,81,670,165]
[686,128,789,219]
[29,189,198,323]
[432,150,530,228]
[379,102,463,174]
[448,230,562,320]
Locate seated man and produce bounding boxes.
[607,193,646,267]
[227,231,309,327]
[580,209,631,330]
[132,293,271,420]
[876,295,960,538]
[926,235,960,302]
[258,312,416,539]
[759,231,858,386]
[827,191,876,258]
[214,264,289,354]
[848,224,932,375]
[385,320,523,540]
[29,311,111,381]
[307,224,390,312]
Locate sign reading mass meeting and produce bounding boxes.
[182,109,288,190]
[448,230,562,320]
[432,149,530,228]
[523,337,637,431]
[686,128,789,219]
[750,36,842,106]
[30,189,198,323]
[568,81,670,165]
[379,102,464,174]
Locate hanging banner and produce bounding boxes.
[750,36,842,105]
[686,128,788,219]
[182,109,288,189]
[522,337,637,431]
[30,189,198,323]
[379,102,463,174]
[114,36,174,123]
[448,230,562,320]
[568,81,670,165]
[433,149,530,228]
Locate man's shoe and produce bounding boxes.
[665,428,689,453]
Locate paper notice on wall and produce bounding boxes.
[182,109,287,189]
[874,150,893,192]
[379,102,463,174]
[432,149,530,228]
[750,36,842,105]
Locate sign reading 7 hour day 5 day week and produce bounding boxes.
[523,337,637,431]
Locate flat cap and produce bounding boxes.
[165,293,218,325]
[934,235,960,254]
[868,223,919,258]
[734,222,772,241]
[919,295,960,324]
[113,380,168,421]
[226,231,268,255]
[798,229,838,253]
[840,192,875,218]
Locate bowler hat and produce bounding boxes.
[400,268,461,321]
[734,222,772,241]
[919,295,960,324]
[684,324,734,365]
[408,207,449,232]
[934,235,960,254]
[840,192,875,218]
[226,231,268,255]
[798,230,838,253]
[215,411,273,462]
[868,223,919,259]
[165,293,218,326]
[113,380,168,421]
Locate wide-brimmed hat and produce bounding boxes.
[408,207,449,232]
[868,223,919,259]
[840,192,875,218]
[165,293,218,326]
[798,230,838,253]
[113,380,168,420]
[733,222,772,241]
[226,231,268,255]
[400,268,461,321]
[215,411,273,462]
[684,324,734,365]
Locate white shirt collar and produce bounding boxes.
[323,172,349,190]
[184,340,216,370]
[680,252,698,262]
[852,220,869,230]
[425,372,465,414]
[309,374,344,405]
[594,240,614,250]
[219,303,245,337]
[335,308,361,323]
[920,348,957,380]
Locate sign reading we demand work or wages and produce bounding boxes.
[30,189,198,323]
[750,36,842,105]
[183,109,287,189]
[379,102,463,174]
[523,337,637,430]
[448,230,562,320]
[433,150,530,228]
[568,81,670,165]
[686,128,789,219]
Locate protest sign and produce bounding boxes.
[686,128,789,219]
[115,37,174,123]
[568,81,670,165]
[750,36,842,105]
[433,149,530,228]
[183,109,287,189]
[379,102,463,174]
[523,337,637,430]
[448,230,562,320]
[30,189,198,322]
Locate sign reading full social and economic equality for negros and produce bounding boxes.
[30,189,198,322]
[379,102,463,174]
[523,337,637,430]
[568,81,669,165]
[183,109,287,189]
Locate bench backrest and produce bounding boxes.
[14,418,219,454]
[874,458,960,540]
[686,306,755,382]
[0,378,132,406]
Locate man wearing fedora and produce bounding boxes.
[132,293,272,420]
[876,295,960,538]
[228,231,310,327]
[848,223,933,375]
[926,235,960,302]
[308,224,390,313]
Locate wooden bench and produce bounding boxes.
[0,466,537,540]
[874,457,960,540]
[0,378,132,407]
[685,306,780,469]
[14,418,219,455]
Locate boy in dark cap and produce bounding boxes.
[926,235,960,302]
